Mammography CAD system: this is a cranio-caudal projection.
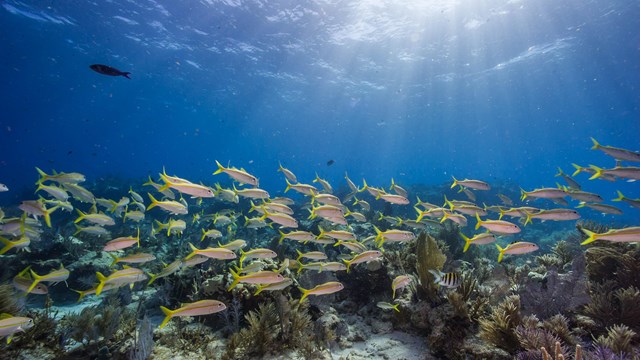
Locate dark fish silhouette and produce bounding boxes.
[327,160,335,166]
[90,64,131,79]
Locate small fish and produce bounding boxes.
[389,178,408,198]
[108,252,155,267]
[148,260,183,285]
[360,179,386,197]
[74,224,110,237]
[185,243,236,261]
[475,214,521,234]
[579,226,640,245]
[35,183,69,201]
[284,179,318,195]
[342,250,382,272]
[428,270,462,288]
[218,239,247,251]
[182,255,209,268]
[373,226,415,247]
[451,177,490,191]
[19,200,57,228]
[227,269,285,291]
[62,183,95,203]
[260,209,298,228]
[146,193,188,215]
[391,275,412,298]
[158,172,215,198]
[333,240,367,253]
[352,198,371,211]
[520,187,566,201]
[278,230,316,244]
[0,314,34,344]
[0,236,30,255]
[12,267,47,295]
[327,159,335,166]
[277,162,298,183]
[90,64,131,79]
[96,266,147,295]
[496,242,539,263]
[497,194,513,206]
[345,173,360,193]
[376,193,410,205]
[310,192,342,206]
[296,250,328,262]
[35,167,85,184]
[313,173,333,193]
[154,219,187,236]
[555,167,582,190]
[27,264,70,293]
[613,191,640,208]
[376,302,400,312]
[576,202,623,215]
[460,232,497,252]
[213,160,259,186]
[254,278,293,296]
[298,281,344,303]
[233,184,270,199]
[159,300,227,329]
[74,209,115,226]
[590,137,640,163]
[71,283,119,302]
[588,165,640,181]
[0,183,8,192]
[239,248,277,265]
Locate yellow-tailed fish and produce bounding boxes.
[96,266,147,295]
[460,232,496,252]
[342,250,382,273]
[613,191,640,208]
[0,314,34,344]
[213,160,259,186]
[27,264,70,293]
[159,300,227,329]
[185,243,236,261]
[450,177,490,191]
[298,281,344,303]
[254,278,293,296]
[579,226,640,245]
[109,252,155,267]
[590,137,640,163]
[277,162,297,183]
[35,167,85,184]
[391,275,412,298]
[227,269,284,291]
[103,228,140,251]
[146,193,188,215]
[148,260,183,285]
[496,242,539,262]
[0,236,30,255]
[475,213,521,234]
[376,302,400,312]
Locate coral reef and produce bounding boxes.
[0,283,21,315]
[479,294,522,353]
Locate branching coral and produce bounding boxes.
[582,282,640,333]
[222,298,321,359]
[594,324,637,355]
[479,294,523,353]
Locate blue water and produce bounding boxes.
[1,0,638,222]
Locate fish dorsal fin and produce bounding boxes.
[0,313,13,320]
[122,265,132,269]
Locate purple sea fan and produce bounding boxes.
[519,255,589,318]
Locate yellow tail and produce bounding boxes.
[184,243,199,260]
[298,287,310,303]
[496,244,505,263]
[159,306,175,329]
[475,213,483,230]
[580,228,598,245]
[0,237,14,255]
[590,137,600,150]
[227,269,241,291]
[460,233,472,253]
[95,272,107,296]
[26,270,43,294]
[146,193,159,211]
[213,160,225,175]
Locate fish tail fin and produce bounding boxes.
[284,178,293,193]
[72,289,88,303]
[524,212,533,226]
[26,270,43,293]
[298,287,310,303]
[35,167,48,185]
[428,269,442,283]
[613,191,625,202]
[159,306,175,329]
[227,268,241,291]
[95,272,107,296]
[108,253,119,267]
[122,72,131,79]
[343,259,352,273]
[474,213,482,230]
[460,232,472,253]
[496,244,505,263]
[147,272,157,285]
[590,137,600,150]
[520,188,527,201]
[555,167,564,177]
[296,249,303,262]
[0,237,13,255]
[185,243,198,260]
[580,228,598,245]
[440,212,449,223]
[392,303,400,313]
[296,261,305,274]
[213,160,225,175]
[146,193,158,210]
[450,176,458,189]
[571,163,582,177]
[588,165,603,180]
[254,285,265,296]
[278,230,286,244]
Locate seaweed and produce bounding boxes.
[479,294,523,353]
[0,283,21,315]
[594,325,637,356]
[222,297,322,359]
[582,282,640,333]
[415,232,446,301]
